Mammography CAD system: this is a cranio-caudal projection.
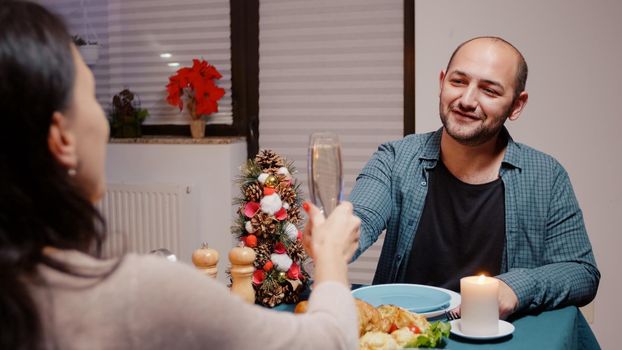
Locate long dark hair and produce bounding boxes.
[0,1,107,348]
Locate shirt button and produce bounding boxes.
[420,181,427,186]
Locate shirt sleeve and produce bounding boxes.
[497,165,600,313]
[127,255,359,350]
[349,142,396,260]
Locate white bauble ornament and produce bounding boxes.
[245,221,256,233]
[260,193,282,215]
[284,222,298,241]
[257,173,270,185]
[271,253,293,272]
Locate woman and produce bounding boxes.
[0,2,361,349]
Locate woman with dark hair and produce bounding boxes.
[0,1,360,349]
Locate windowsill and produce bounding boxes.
[108,135,245,145]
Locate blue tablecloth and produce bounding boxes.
[445,306,600,350]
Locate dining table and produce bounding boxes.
[274,284,601,350]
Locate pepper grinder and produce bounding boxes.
[192,243,219,279]
[229,245,256,303]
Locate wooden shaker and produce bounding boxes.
[229,245,256,303]
[192,243,219,279]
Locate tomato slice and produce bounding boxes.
[409,325,421,334]
[388,323,398,333]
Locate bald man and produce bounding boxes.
[349,37,599,319]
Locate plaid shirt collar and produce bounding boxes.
[419,126,523,170]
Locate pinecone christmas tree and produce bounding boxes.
[231,149,309,307]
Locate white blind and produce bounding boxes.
[258,0,403,284]
[41,0,232,125]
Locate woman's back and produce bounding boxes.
[31,250,357,349]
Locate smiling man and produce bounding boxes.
[349,36,599,319]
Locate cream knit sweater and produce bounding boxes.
[27,250,358,349]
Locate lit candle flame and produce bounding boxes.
[478,274,487,283]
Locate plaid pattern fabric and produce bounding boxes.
[349,127,600,313]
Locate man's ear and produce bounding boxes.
[508,91,529,121]
[439,70,446,97]
[48,112,78,170]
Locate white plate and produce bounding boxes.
[420,286,461,318]
[352,284,461,318]
[352,284,452,313]
[449,319,515,340]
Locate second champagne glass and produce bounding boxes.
[307,132,344,216]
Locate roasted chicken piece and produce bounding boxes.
[355,299,382,336]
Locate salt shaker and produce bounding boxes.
[192,243,219,279]
[229,245,256,303]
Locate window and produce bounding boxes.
[41,0,258,154]
[257,0,412,284]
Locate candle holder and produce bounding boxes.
[460,275,499,336]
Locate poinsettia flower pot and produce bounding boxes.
[189,119,206,138]
[78,44,99,65]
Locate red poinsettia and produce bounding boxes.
[165,59,225,119]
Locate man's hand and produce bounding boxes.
[497,279,519,319]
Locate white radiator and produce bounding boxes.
[96,183,193,260]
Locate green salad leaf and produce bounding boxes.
[404,321,451,348]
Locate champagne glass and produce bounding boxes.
[308,132,344,216]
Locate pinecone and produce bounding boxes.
[287,206,303,225]
[251,212,278,238]
[243,182,262,203]
[278,184,297,206]
[259,284,285,307]
[263,167,282,175]
[254,240,272,268]
[287,240,307,263]
[255,150,285,170]
[283,284,301,304]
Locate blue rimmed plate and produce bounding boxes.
[352,283,453,314]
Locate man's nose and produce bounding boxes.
[458,85,478,111]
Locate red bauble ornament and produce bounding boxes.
[245,234,257,248]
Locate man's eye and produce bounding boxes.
[450,79,465,85]
[484,88,498,95]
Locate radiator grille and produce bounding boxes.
[96,183,186,259]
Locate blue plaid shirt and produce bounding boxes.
[349,127,600,313]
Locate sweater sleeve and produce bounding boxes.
[127,255,358,350]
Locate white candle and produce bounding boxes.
[460,275,499,336]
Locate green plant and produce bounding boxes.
[71,34,97,46]
[108,89,149,138]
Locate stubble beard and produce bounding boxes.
[439,102,512,147]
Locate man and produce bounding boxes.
[349,36,599,319]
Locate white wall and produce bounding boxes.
[105,141,247,283]
[415,0,622,347]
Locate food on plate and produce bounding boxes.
[294,298,450,348]
[357,302,451,349]
[360,331,399,350]
[355,299,382,336]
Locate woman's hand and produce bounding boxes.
[302,201,361,285]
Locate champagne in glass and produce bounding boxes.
[308,132,344,216]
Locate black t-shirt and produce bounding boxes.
[403,161,505,292]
